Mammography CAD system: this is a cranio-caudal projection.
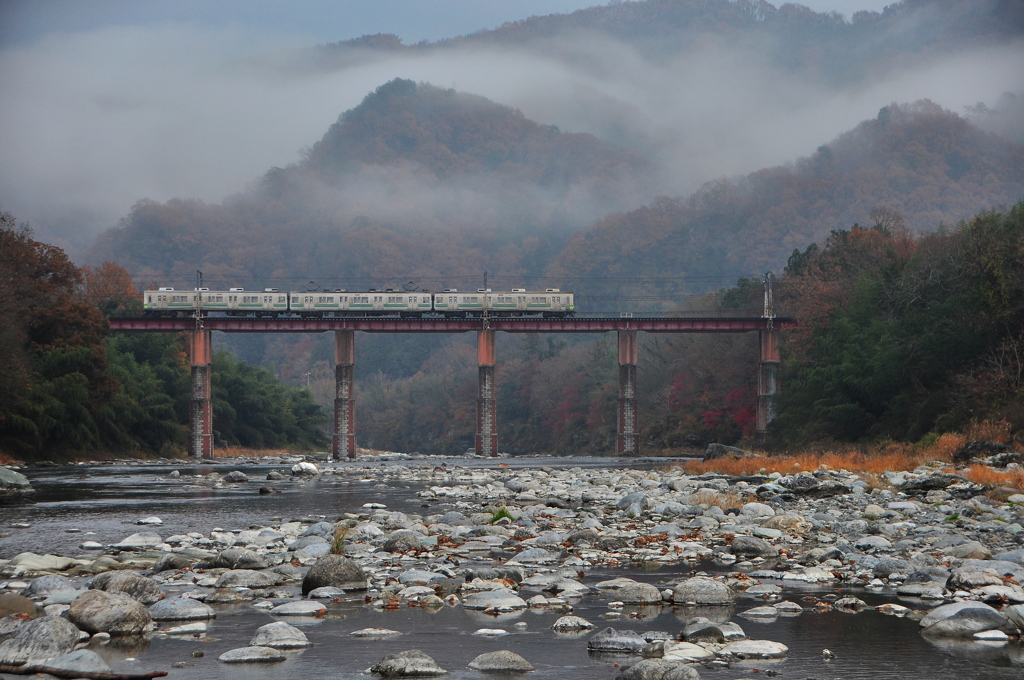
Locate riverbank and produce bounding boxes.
[0,454,1022,678]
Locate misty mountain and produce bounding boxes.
[315,0,1024,87]
[549,100,1024,303]
[87,79,654,290]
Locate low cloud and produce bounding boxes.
[1,10,1022,253]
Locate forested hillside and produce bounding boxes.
[549,101,1024,303]
[88,80,654,293]
[0,213,327,460]
[348,202,1024,455]
[318,0,1024,87]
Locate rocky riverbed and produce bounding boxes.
[0,453,1022,679]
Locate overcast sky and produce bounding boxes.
[0,0,894,47]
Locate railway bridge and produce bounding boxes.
[109,315,795,459]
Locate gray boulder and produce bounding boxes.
[681,617,745,643]
[370,649,447,676]
[20,574,74,600]
[219,646,287,663]
[113,531,163,550]
[672,577,734,605]
[210,548,268,570]
[298,521,336,538]
[468,650,533,672]
[0,467,31,491]
[301,554,367,595]
[587,627,648,653]
[39,649,111,674]
[897,473,967,494]
[383,530,422,553]
[730,535,777,558]
[288,535,328,552]
[215,569,280,588]
[919,601,1008,637]
[704,443,748,461]
[462,589,527,611]
[67,589,152,635]
[0,616,80,664]
[90,571,162,604]
[594,578,662,604]
[1004,604,1024,632]
[617,659,701,680]
[224,470,249,483]
[149,597,215,621]
[152,553,194,572]
[250,621,311,648]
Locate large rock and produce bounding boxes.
[383,530,422,553]
[210,548,268,570]
[462,589,527,611]
[704,443,748,461]
[301,555,367,595]
[947,566,1004,591]
[224,470,249,483]
[40,649,111,674]
[617,659,701,680]
[152,553,195,573]
[552,615,595,632]
[90,571,162,604]
[1004,604,1024,632]
[219,646,287,663]
[370,649,447,676]
[0,467,32,491]
[468,650,533,672]
[953,440,1009,464]
[594,578,662,604]
[250,621,311,648]
[919,601,1008,637]
[8,553,75,572]
[672,577,734,605]
[113,532,163,550]
[270,601,326,616]
[730,535,778,558]
[587,627,648,653]
[20,574,74,600]
[719,640,788,659]
[681,617,746,643]
[0,616,80,664]
[149,597,216,621]
[67,589,152,636]
[215,569,280,589]
[897,473,967,494]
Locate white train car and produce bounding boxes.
[144,288,199,316]
[433,288,574,316]
[289,290,433,316]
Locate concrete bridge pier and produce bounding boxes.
[188,329,214,459]
[476,329,497,456]
[756,328,780,444]
[616,330,639,456]
[333,330,356,460]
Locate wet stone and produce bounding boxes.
[0,615,80,665]
[218,646,287,663]
[251,621,312,648]
[370,649,447,677]
[90,571,162,604]
[148,597,216,621]
[588,627,648,653]
[67,590,152,636]
[468,650,533,672]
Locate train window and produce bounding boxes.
[278,296,285,303]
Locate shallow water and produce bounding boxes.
[0,460,1022,679]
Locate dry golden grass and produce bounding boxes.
[681,421,1024,493]
[963,465,1024,491]
[683,440,959,478]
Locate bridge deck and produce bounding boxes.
[109,316,795,333]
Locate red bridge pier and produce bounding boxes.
[756,328,780,444]
[333,330,356,460]
[616,330,639,456]
[188,329,214,459]
[476,329,498,456]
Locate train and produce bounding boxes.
[143,287,575,318]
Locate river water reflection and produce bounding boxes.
[0,459,1021,679]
